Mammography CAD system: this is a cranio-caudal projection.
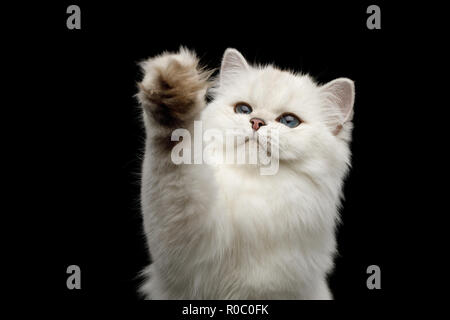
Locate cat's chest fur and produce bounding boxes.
[183,164,338,298]
[214,166,295,219]
[211,164,335,250]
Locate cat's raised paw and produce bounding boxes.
[138,48,212,126]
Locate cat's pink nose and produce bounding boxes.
[250,118,266,131]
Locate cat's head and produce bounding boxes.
[202,49,354,175]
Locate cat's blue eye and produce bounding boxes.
[277,113,301,128]
[234,103,253,114]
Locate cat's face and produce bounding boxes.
[202,49,354,172]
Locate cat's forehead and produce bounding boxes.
[242,67,320,114]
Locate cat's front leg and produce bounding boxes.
[137,49,218,299]
[137,47,215,233]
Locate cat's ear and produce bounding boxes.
[220,48,249,87]
[321,78,355,135]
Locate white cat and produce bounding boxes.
[137,47,354,299]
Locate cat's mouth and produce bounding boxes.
[245,133,273,154]
[234,131,274,154]
[244,131,259,142]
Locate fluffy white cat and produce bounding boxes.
[137,47,354,299]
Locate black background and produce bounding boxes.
[10,1,426,303]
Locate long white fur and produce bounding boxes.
[139,48,355,299]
